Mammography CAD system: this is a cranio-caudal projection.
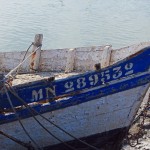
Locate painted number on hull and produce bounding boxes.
[125,63,134,75]
[64,63,134,93]
[65,81,74,92]
[89,74,99,85]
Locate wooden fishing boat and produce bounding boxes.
[0,35,150,150]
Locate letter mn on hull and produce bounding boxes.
[32,86,56,102]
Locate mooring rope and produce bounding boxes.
[6,83,100,150]
[4,84,42,150]
[5,45,41,79]
[0,130,34,150]
[15,43,33,76]
[5,83,77,150]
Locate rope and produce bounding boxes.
[5,83,77,150]
[6,84,100,150]
[15,43,33,76]
[5,45,41,79]
[0,130,34,150]
[4,85,42,150]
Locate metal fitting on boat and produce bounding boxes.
[94,63,101,71]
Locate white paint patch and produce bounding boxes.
[101,45,112,68]
[65,48,76,73]
[111,41,150,64]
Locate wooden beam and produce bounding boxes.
[30,34,43,72]
[101,45,112,68]
[65,48,76,73]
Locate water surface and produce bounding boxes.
[0,0,150,51]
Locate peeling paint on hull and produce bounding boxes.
[0,84,149,150]
[0,43,150,150]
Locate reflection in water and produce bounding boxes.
[0,0,150,51]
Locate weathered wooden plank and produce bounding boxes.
[65,48,76,73]
[1,42,150,72]
[111,41,150,64]
[101,45,112,68]
[30,34,43,72]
